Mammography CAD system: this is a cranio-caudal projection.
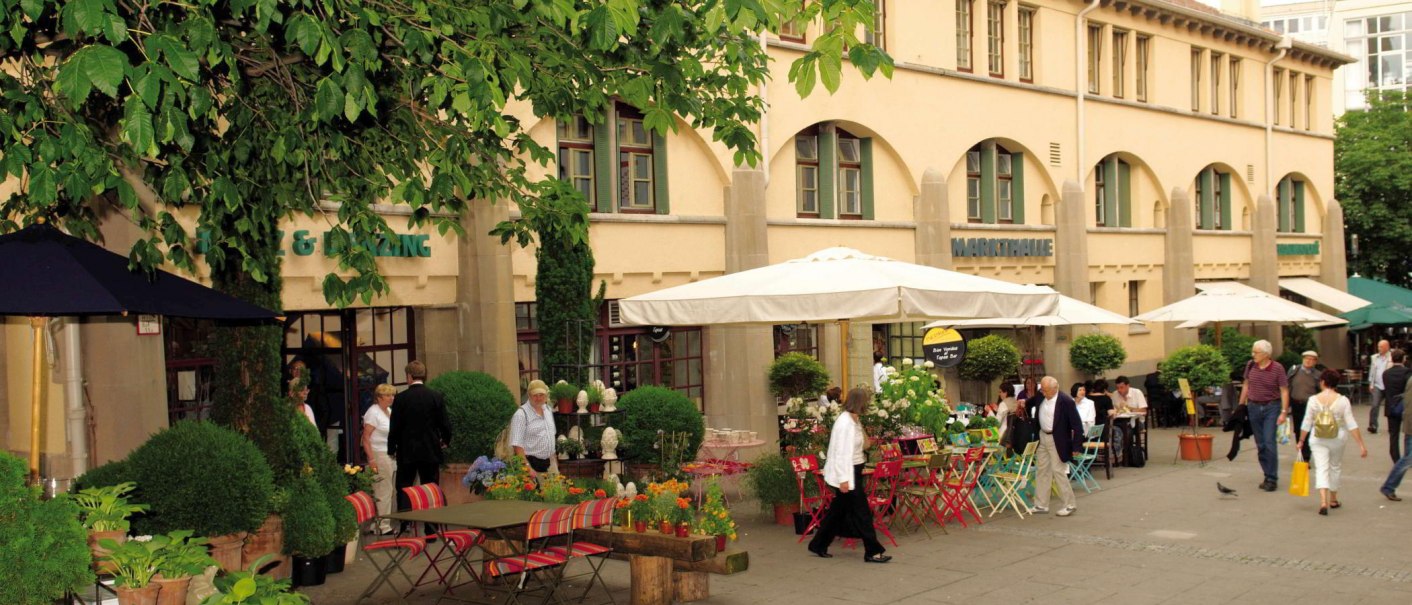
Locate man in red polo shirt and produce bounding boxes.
[1238,339,1290,492]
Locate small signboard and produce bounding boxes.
[136,314,160,336]
[922,327,967,368]
[1179,378,1196,416]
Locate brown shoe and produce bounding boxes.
[1382,490,1402,502]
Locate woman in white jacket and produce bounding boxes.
[806,388,892,563]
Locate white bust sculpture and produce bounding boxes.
[601,388,618,412]
[576,389,590,414]
[601,426,620,460]
[556,434,569,460]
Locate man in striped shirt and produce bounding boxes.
[1239,339,1290,492]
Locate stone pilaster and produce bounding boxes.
[1044,180,1092,388]
[1164,187,1197,351]
[914,168,952,270]
[1318,200,1352,366]
[1251,194,1283,350]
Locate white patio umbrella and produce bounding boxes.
[920,289,1141,329]
[1133,290,1346,345]
[618,247,1059,380]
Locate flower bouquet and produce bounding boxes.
[867,358,948,442]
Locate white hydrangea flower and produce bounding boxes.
[923,360,935,369]
[902,358,914,365]
[877,409,889,418]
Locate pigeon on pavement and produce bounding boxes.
[1217,482,1237,496]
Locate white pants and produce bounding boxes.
[372,451,397,532]
[1034,432,1076,510]
[1310,436,1347,491]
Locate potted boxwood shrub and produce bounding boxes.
[616,386,706,479]
[428,371,519,504]
[281,475,335,588]
[0,452,93,605]
[768,352,830,401]
[958,334,1021,403]
[1159,344,1230,461]
[120,421,275,572]
[550,380,579,415]
[1069,332,1127,379]
[744,453,801,526]
[72,481,149,573]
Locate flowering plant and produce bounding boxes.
[693,481,737,540]
[538,474,571,503]
[628,494,652,522]
[865,358,948,441]
[484,456,533,500]
[461,456,508,494]
[343,464,376,495]
[779,396,839,455]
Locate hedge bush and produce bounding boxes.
[0,452,93,605]
[124,421,275,537]
[743,453,799,510]
[428,371,519,463]
[615,386,705,465]
[1159,345,1230,394]
[1069,332,1127,377]
[280,475,336,558]
[958,334,1021,383]
[767,352,830,400]
[75,458,131,491]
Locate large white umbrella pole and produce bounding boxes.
[840,319,851,390]
[29,316,47,484]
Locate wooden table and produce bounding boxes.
[575,528,748,605]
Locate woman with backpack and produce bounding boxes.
[1295,369,1369,515]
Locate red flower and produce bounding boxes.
[523,483,535,491]
[634,494,649,502]
[676,497,691,509]
[594,489,607,498]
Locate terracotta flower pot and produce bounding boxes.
[634,521,648,533]
[675,523,690,538]
[151,574,191,605]
[715,535,728,551]
[1178,433,1214,461]
[114,583,160,605]
[206,532,247,573]
[658,520,673,535]
[241,515,288,579]
[88,529,126,573]
[557,398,576,415]
[771,503,800,526]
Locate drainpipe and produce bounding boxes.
[61,319,88,480]
[758,29,771,186]
[1265,36,1293,195]
[1076,0,1101,182]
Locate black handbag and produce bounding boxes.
[1004,409,1037,454]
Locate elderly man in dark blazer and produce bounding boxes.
[388,360,453,515]
[1026,376,1085,516]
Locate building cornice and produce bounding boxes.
[1117,0,1355,67]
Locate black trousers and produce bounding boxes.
[808,464,885,558]
[526,456,551,473]
[1391,416,1403,463]
[1290,402,1312,463]
[394,459,441,533]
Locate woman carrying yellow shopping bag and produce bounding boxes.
[1295,370,1369,516]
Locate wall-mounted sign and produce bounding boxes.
[192,229,434,258]
[136,314,161,336]
[1276,242,1320,256]
[922,327,967,368]
[952,237,1054,258]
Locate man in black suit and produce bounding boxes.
[388,360,453,515]
[1381,350,1411,463]
[1027,376,1085,517]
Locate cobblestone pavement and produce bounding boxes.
[303,426,1412,604]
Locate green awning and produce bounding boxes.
[1347,276,1412,307]
[1339,303,1412,331]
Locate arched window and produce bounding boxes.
[1193,166,1232,230]
[965,141,1025,224]
[1093,155,1131,227]
[1276,175,1306,233]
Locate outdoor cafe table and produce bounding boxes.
[1111,412,1149,467]
[381,500,557,599]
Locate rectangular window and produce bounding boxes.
[1212,170,1224,230]
[1191,48,1202,112]
[957,0,974,71]
[1087,24,1102,94]
[1304,75,1315,130]
[1289,70,1299,129]
[1210,52,1222,115]
[838,136,862,218]
[996,151,1013,222]
[966,150,982,222]
[556,116,596,208]
[1193,174,1203,229]
[1229,57,1241,118]
[987,0,1005,76]
[616,108,654,211]
[1113,30,1128,97]
[1273,68,1283,125]
[1135,35,1149,102]
[779,9,805,42]
[1128,281,1141,317]
[1094,161,1107,226]
[1018,6,1035,81]
[796,135,819,216]
[864,0,886,50]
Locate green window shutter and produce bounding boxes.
[981,145,996,224]
[593,121,613,212]
[1199,168,1214,229]
[1118,160,1132,227]
[818,129,837,218]
[1012,151,1026,224]
[1103,157,1120,228]
[1276,179,1289,232]
[1293,181,1305,233]
[860,138,875,220]
[652,132,670,215]
[1219,171,1233,230]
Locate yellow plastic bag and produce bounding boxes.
[1289,458,1310,497]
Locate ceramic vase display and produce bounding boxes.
[601,388,618,412]
[576,390,590,414]
[601,427,620,460]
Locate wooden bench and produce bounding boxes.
[574,528,748,605]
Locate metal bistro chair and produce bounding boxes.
[484,505,575,605]
[789,454,831,543]
[400,483,487,591]
[988,441,1038,520]
[544,497,619,605]
[1069,424,1105,494]
[865,459,903,547]
[940,446,987,528]
[894,453,951,538]
[345,491,429,602]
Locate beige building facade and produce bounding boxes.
[4,0,1354,476]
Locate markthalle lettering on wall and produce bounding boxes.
[192,229,433,258]
[951,237,1054,258]
[1276,242,1320,256]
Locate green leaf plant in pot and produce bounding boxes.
[100,535,163,603]
[199,554,311,605]
[72,482,149,573]
[744,453,801,526]
[550,381,579,415]
[152,530,216,605]
[616,386,706,477]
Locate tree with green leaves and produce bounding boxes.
[1336,90,1412,286]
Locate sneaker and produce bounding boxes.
[1030,506,1049,514]
[1056,506,1076,517]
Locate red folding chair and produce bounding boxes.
[544,498,618,605]
[939,446,987,528]
[346,491,428,601]
[401,483,486,590]
[484,505,574,605]
[865,459,903,547]
[878,442,902,461]
[789,454,831,543]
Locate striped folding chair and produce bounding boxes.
[484,505,574,605]
[544,498,619,604]
[400,483,486,590]
[1069,424,1106,493]
[346,491,428,602]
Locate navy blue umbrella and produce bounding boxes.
[0,221,277,481]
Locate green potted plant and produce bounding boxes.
[199,555,311,604]
[280,475,335,588]
[1202,327,1257,377]
[428,371,519,504]
[0,452,93,605]
[958,335,1021,402]
[550,380,579,415]
[587,383,605,413]
[1069,332,1127,379]
[151,530,215,605]
[768,352,830,401]
[695,481,737,551]
[743,453,800,526]
[557,437,586,460]
[616,386,705,477]
[649,491,678,534]
[72,482,149,573]
[100,536,163,604]
[1160,344,1230,461]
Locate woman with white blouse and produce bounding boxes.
[362,384,397,533]
[807,388,891,564]
[1295,369,1368,516]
